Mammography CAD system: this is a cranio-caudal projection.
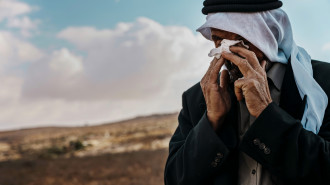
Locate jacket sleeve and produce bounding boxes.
[239,102,330,184]
[164,90,236,185]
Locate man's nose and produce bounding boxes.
[215,40,222,48]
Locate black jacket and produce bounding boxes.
[164,59,330,185]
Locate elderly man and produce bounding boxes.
[164,0,330,185]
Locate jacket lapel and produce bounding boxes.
[279,57,307,120]
[219,83,239,149]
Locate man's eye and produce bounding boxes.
[212,35,223,41]
[238,37,250,44]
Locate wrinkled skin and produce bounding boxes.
[200,28,273,131]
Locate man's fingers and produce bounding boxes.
[261,60,267,70]
[229,46,263,72]
[201,57,219,88]
[234,77,245,101]
[209,57,225,84]
[220,69,230,89]
[208,57,218,72]
[221,52,254,77]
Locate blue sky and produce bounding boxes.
[0,0,329,131]
[4,0,330,60]
[14,0,206,53]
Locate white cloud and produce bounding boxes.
[322,43,330,52]
[24,17,212,101]
[6,16,39,29]
[0,0,39,37]
[0,17,213,130]
[0,31,43,71]
[0,0,32,22]
[49,48,83,75]
[6,16,40,37]
[0,75,22,105]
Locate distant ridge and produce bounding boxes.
[0,111,179,133]
[0,111,179,162]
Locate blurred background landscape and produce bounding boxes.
[0,0,329,184]
[0,112,178,185]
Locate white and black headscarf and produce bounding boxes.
[197,8,328,134]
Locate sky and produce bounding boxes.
[0,0,329,131]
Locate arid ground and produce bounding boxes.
[0,112,179,185]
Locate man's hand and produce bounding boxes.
[200,57,231,131]
[222,46,272,118]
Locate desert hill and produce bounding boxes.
[0,112,179,185]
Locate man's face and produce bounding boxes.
[210,28,268,81]
[210,28,266,61]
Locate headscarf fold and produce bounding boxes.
[197,8,328,134]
